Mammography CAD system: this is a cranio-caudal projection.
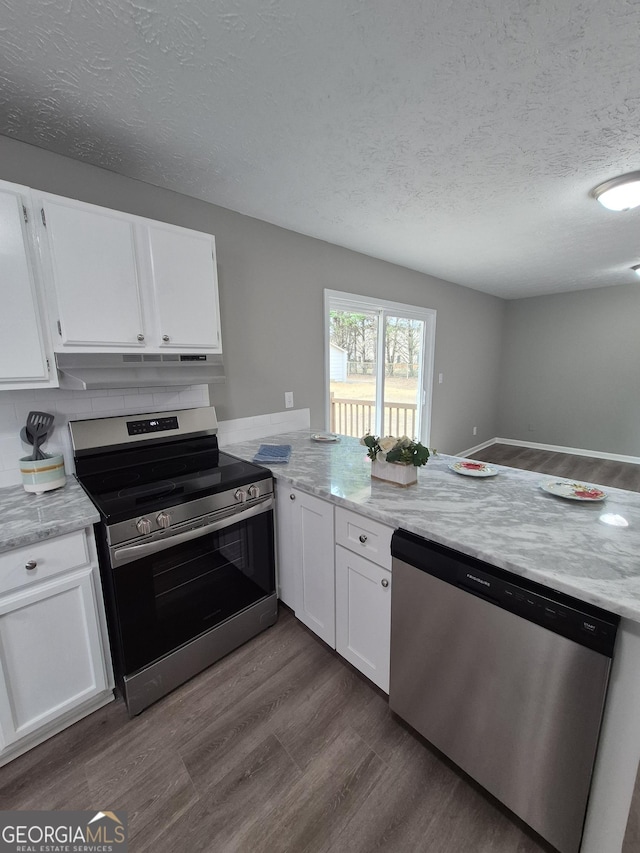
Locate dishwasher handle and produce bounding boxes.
[456,566,501,603]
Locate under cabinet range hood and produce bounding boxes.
[55,352,225,390]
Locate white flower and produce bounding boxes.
[377,452,387,462]
[379,436,397,453]
[359,437,367,446]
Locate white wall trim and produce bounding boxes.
[456,438,497,457]
[459,437,640,466]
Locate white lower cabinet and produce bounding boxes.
[293,490,336,647]
[0,529,113,765]
[276,487,394,691]
[276,485,335,647]
[335,545,391,692]
[275,482,299,610]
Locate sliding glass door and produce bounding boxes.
[381,314,425,439]
[325,291,436,444]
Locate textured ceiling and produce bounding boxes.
[0,0,639,298]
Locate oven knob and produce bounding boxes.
[156,511,172,529]
[235,488,247,503]
[248,484,260,499]
[136,517,152,535]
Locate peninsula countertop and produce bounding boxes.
[224,431,640,621]
[0,478,100,553]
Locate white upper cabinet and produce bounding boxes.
[40,195,146,349]
[36,192,222,354]
[146,222,221,350]
[0,181,56,390]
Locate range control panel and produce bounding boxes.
[127,416,179,436]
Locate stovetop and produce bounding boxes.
[75,437,270,525]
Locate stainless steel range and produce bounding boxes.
[70,407,277,716]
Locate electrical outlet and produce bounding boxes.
[285,391,294,409]
[438,373,444,384]
[473,426,477,436]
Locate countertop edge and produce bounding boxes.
[229,435,640,623]
[272,470,639,620]
[0,478,100,554]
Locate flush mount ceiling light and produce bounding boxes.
[592,172,640,211]
[632,264,640,276]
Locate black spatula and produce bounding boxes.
[26,411,55,461]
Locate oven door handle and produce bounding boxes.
[111,496,274,566]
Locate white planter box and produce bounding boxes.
[371,459,418,486]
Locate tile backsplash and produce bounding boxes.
[216,407,311,447]
[0,385,210,488]
[0,384,311,488]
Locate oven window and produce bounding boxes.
[113,509,275,675]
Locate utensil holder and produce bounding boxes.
[20,454,66,495]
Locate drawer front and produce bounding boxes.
[335,508,393,570]
[0,530,90,596]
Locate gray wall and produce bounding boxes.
[0,136,505,455]
[498,284,640,456]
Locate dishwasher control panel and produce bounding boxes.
[457,564,617,655]
[392,529,619,658]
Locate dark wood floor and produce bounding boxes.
[0,609,553,853]
[469,444,640,493]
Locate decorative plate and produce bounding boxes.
[449,460,498,478]
[540,481,607,501]
[311,433,340,443]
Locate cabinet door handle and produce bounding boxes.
[137,333,145,342]
[381,578,389,588]
[162,334,170,342]
[289,494,296,500]
[25,560,37,571]
[358,534,367,544]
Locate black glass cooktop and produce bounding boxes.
[75,436,270,524]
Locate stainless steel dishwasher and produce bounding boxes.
[389,529,619,853]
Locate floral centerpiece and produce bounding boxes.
[360,433,430,486]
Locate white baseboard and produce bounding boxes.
[460,437,640,466]
[457,438,497,457]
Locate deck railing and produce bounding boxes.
[329,395,417,438]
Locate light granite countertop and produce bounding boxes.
[0,478,99,553]
[224,430,640,622]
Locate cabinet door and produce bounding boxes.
[0,566,108,749]
[0,184,52,388]
[147,223,222,350]
[275,483,298,609]
[335,545,391,692]
[292,490,335,647]
[41,196,146,348]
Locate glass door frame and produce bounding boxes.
[324,289,437,445]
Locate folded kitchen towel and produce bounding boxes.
[253,444,292,464]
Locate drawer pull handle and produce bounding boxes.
[289,494,296,501]
[25,560,38,571]
[381,578,389,588]
[358,534,367,544]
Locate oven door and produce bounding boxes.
[108,499,275,676]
